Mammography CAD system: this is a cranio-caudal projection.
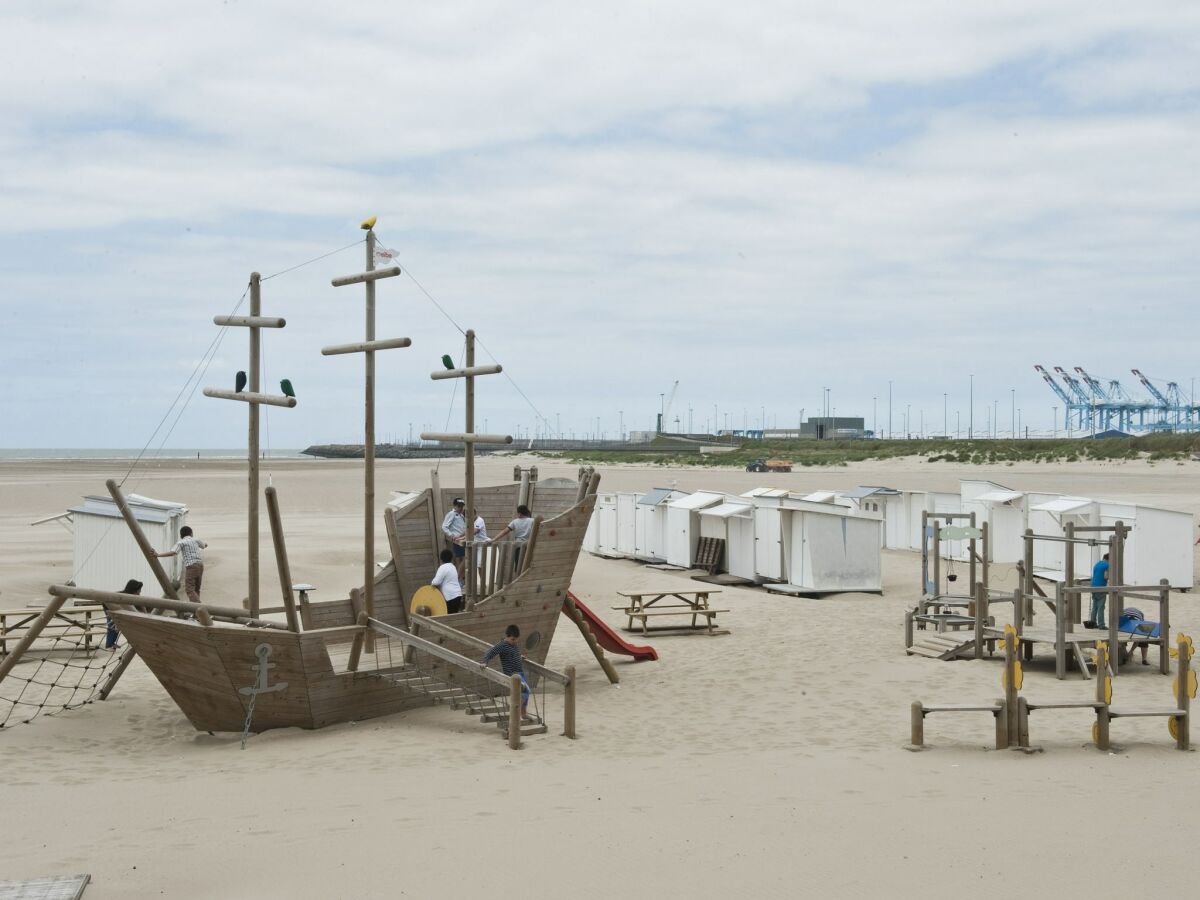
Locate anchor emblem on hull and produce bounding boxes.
[239,643,289,748]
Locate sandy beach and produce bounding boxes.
[1,454,1198,899]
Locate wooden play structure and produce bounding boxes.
[906,515,1179,681]
[906,511,1014,660]
[0,221,608,749]
[910,625,1194,752]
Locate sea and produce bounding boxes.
[0,449,307,460]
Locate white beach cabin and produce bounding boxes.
[67,493,189,591]
[773,498,884,594]
[837,486,900,548]
[665,491,726,568]
[1097,500,1194,588]
[961,480,1028,562]
[588,491,620,557]
[615,491,638,558]
[634,487,685,562]
[697,497,756,580]
[741,488,790,581]
[1028,496,1098,578]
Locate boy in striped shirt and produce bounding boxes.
[479,624,530,720]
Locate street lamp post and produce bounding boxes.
[1052,406,1057,438]
[943,393,947,437]
[969,374,974,439]
[1011,388,1015,438]
[888,380,893,440]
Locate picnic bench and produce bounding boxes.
[0,604,108,656]
[614,589,729,636]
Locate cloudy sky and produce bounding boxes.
[2,1,1198,447]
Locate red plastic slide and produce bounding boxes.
[564,592,658,662]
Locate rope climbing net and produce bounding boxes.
[0,610,129,729]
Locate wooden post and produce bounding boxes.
[105,479,180,601]
[348,612,368,672]
[98,645,139,701]
[1065,520,1077,628]
[1022,528,1034,627]
[381,505,411,632]
[430,469,444,552]
[264,486,300,632]
[464,329,476,586]
[910,701,924,748]
[1017,697,1030,749]
[1004,621,1019,743]
[1094,647,1111,750]
[563,664,576,739]
[972,582,984,659]
[967,511,977,590]
[904,609,914,649]
[1176,637,1190,751]
[1054,581,1066,680]
[518,468,531,511]
[364,234,376,630]
[920,510,929,598]
[995,699,1009,750]
[1107,534,1119,673]
[980,520,989,598]
[1159,578,1171,675]
[195,606,214,626]
[520,516,544,574]
[248,272,261,617]
[561,594,619,684]
[508,673,522,750]
[0,596,67,685]
[932,519,941,599]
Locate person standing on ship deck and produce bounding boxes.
[442,497,467,579]
[154,526,207,603]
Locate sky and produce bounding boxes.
[2,1,1198,447]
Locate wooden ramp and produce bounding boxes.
[907,633,977,660]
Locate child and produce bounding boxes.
[431,548,464,614]
[479,624,531,721]
[155,526,207,603]
[105,578,143,650]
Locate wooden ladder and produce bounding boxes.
[907,632,978,660]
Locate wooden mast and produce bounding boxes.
[420,331,512,608]
[202,274,296,617]
[326,221,408,637]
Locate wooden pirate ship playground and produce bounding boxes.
[0,219,628,749]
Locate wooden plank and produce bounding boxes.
[0,874,90,900]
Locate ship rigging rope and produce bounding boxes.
[377,232,555,436]
[66,239,365,587]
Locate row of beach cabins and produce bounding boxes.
[584,480,1195,594]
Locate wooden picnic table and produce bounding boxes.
[614,589,729,636]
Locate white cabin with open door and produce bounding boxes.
[698,498,755,580]
[665,491,726,568]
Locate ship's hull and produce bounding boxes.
[114,486,594,733]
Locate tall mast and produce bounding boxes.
[421,329,512,607]
[202,273,296,617]
[326,219,409,634]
